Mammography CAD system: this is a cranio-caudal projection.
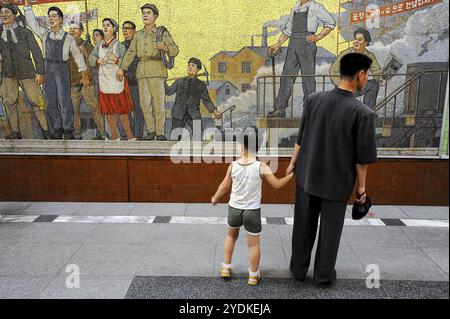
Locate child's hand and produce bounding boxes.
[211,196,218,206]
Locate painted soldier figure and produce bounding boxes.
[0,3,50,140]
[267,0,335,118]
[24,0,90,140]
[118,3,179,141]
[165,58,221,140]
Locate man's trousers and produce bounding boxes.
[290,186,347,285]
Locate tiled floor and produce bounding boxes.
[0,202,448,299]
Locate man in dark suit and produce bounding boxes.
[287,53,378,287]
[165,58,222,141]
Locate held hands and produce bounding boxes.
[286,163,296,176]
[157,42,169,53]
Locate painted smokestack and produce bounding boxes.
[262,26,268,47]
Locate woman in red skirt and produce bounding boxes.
[89,18,135,141]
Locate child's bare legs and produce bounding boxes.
[223,228,240,264]
[247,234,261,273]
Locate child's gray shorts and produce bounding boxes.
[227,205,262,235]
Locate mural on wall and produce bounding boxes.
[0,0,448,149]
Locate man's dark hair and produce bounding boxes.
[340,53,373,80]
[93,29,104,38]
[242,129,262,154]
[122,21,136,29]
[48,6,63,19]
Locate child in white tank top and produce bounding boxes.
[212,133,294,285]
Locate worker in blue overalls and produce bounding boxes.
[24,0,90,140]
[267,0,335,118]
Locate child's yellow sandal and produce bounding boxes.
[247,274,261,286]
[220,264,232,279]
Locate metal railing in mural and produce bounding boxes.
[256,69,449,155]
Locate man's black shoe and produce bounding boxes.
[63,130,75,140]
[42,130,52,140]
[53,129,63,140]
[144,132,156,141]
[5,132,22,140]
[156,135,167,141]
[267,109,286,118]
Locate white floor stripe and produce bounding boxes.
[102,216,155,224]
[53,216,107,223]
[0,215,39,223]
[344,219,385,226]
[401,219,449,228]
[170,217,219,224]
[0,215,448,228]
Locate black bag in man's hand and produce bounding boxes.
[352,193,372,220]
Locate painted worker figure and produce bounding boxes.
[267,0,336,118]
[121,21,145,140]
[24,0,90,140]
[0,3,51,140]
[118,3,179,141]
[329,28,385,109]
[165,58,222,141]
[68,22,107,140]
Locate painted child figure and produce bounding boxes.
[211,132,294,285]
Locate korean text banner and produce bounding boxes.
[0,0,76,5]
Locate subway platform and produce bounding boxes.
[0,202,448,299]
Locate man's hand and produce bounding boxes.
[286,163,296,175]
[81,72,90,88]
[116,68,125,81]
[355,188,367,205]
[97,58,107,66]
[213,110,222,120]
[211,196,218,206]
[306,34,321,43]
[156,42,169,53]
[268,44,281,57]
[35,74,45,86]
